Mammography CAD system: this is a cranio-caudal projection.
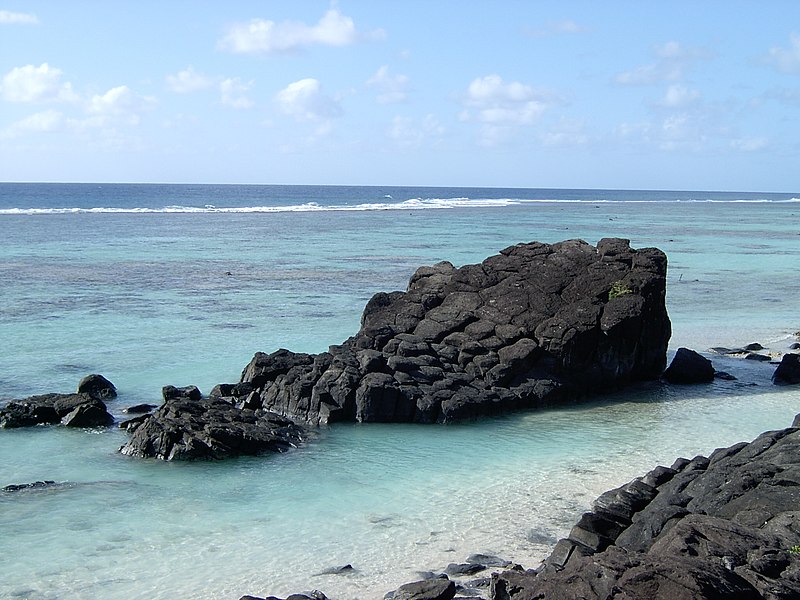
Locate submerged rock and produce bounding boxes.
[2,480,57,492]
[491,414,800,599]
[232,238,671,425]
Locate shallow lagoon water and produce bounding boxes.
[1,185,799,599]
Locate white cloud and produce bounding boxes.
[275,78,341,121]
[540,118,589,147]
[220,77,254,109]
[387,114,444,148]
[166,67,215,93]
[218,8,382,54]
[2,109,62,138]
[616,41,710,85]
[366,66,409,104]
[461,74,550,125]
[1,63,77,103]
[460,74,556,146]
[87,85,156,124]
[659,84,701,108]
[0,10,39,25]
[730,136,768,152]
[766,33,800,74]
[525,19,588,38]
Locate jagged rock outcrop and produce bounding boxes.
[491,415,800,599]
[118,238,671,459]
[118,396,305,460]
[235,238,670,425]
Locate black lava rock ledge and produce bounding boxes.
[491,413,800,599]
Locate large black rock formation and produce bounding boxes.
[119,238,671,459]
[238,238,670,425]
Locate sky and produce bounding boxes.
[1,1,800,191]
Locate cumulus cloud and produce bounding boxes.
[539,118,589,147]
[616,41,710,85]
[366,65,409,104]
[730,136,768,152]
[87,85,156,124]
[658,84,701,108]
[387,114,444,148]
[766,33,800,74]
[166,66,216,93]
[2,109,62,138]
[458,75,557,147]
[1,63,77,103]
[461,74,551,125]
[166,67,255,109]
[275,78,342,121]
[218,8,382,54]
[220,77,254,109]
[0,10,39,24]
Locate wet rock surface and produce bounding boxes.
[491,415,800,599]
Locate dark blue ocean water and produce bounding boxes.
[1,183,799,599]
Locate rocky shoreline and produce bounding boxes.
[238,408,800,600]
[119,238,674,460]
[2,237,800,599]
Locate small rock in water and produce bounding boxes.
[744,352,771,362]
[77,374,117,400]
[714,371,737,381]
[124,403,157,414]
[314,564,354,576]
[466,553,511,567]
[526,529,559,545]
[744,342,765,351]
[773,354,800,385]
[444,563,486,576]
[3,480,57,492]
[662,348,715,384]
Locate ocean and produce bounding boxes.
[1,183,799,599]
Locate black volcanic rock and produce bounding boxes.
[235,238,670,425]
[119,239,672,459]
[386,577,456,600]
[491,417,800,599]
[77,373,117,400]
[118,396,305,460]
[0,391,113,428]
[662,347,715,384]
[773,353,800,385]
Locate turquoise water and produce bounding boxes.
[1,185,799,599]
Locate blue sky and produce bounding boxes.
[1,1,800,191]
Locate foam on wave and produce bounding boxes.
[1,196,798,215]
